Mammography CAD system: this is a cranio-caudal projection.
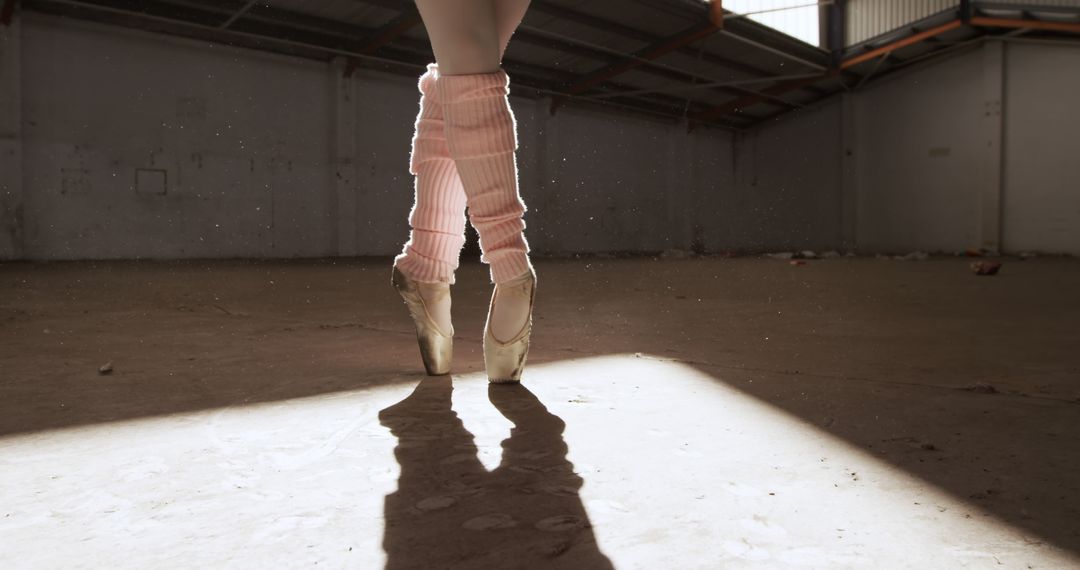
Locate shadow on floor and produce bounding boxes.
[379,377,614,570]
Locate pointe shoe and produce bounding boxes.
[392,264,453,376]
[484,268,536,383]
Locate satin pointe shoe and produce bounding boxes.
[391,264,453,376]
[484,268,537,383]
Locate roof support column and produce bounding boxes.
[823,0,846,68]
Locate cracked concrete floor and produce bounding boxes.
[1,256,1078,569]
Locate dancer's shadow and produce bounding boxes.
[379,377,614,570]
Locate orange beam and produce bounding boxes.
[841,19,963,69]
[688,11,1080,126]
[709,0,724,30]
[688,15,964,124]
[971,16,1080,34]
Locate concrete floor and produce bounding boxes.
[1,255,1078,569]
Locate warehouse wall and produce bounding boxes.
[16,13,334,260]
[2,11,846,261]
[850,39,1080,255]
[852,46,985,253]
[727,100,844,253]
[0,16,21,259]
[845,0,957,46]
[1002,42,1080,254]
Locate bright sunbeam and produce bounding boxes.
[1,354,1075,568]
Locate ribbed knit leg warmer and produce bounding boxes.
[437,68,535,285]
[393,63,468,285]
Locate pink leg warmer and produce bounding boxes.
[393,63,468,285]
[437,68,535,285]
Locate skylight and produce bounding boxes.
[722,0,821,47]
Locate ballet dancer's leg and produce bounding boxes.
[394,0,532,334]
[414,0,534,284]
[392,62,463,337]
[394,62,467,286]
[395,0,531,287]
[415,0,536,377]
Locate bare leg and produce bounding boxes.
[413,0,531,73]
[413,0,500,75]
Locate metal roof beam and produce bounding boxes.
[529,0,782,80]
[687,71,836,127]
[512,26,800,111]
[342,0,828,110]
[23,0,740,129]
[841,20,963,69]
[559,20,722,98]
[344,7,423,75]
[219,0,258,30]
[971,16,1080,34]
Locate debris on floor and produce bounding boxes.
[965,247,1002,258]
[900,251,930,261]
[659,248,693,259]
[98,361,113,375]
[971,260,1002,275]
[800,250,818,259]
[766,252,795,260]
[959,382,999,394]
[790,260,807,266]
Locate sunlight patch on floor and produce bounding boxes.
[545,354,1076,569]
[0,354,1075,568]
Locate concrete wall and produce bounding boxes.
[1,11,848,261]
